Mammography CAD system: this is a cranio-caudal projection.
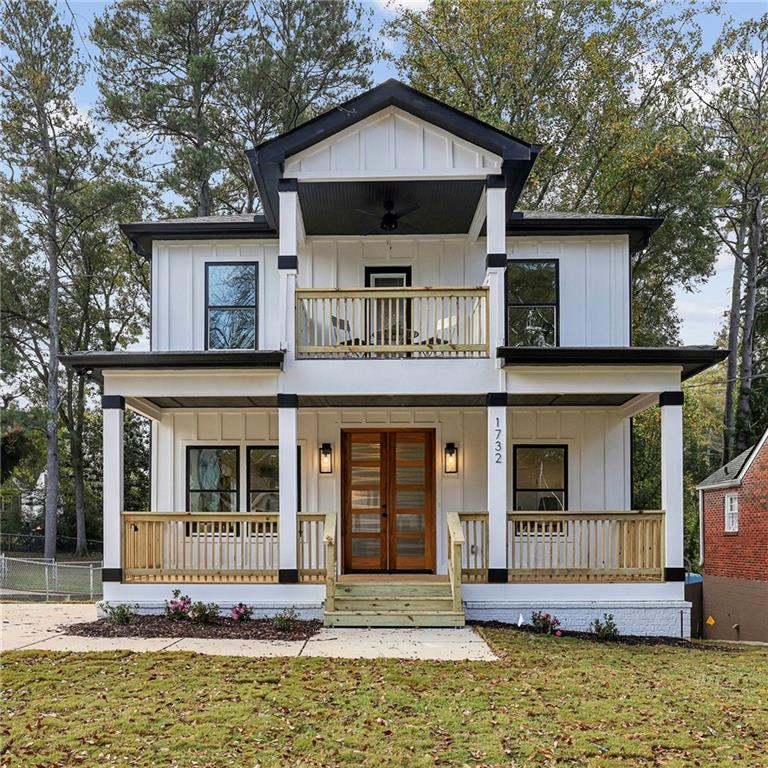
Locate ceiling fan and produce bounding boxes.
[355,200,419,234]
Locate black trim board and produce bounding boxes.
[664,567,686,582]
[101,395,125,410]
[659,391,684,407]
[488,568,508,583]
[247,79,539,229]
[60,350,285,383]
[279,568,299,584]
[497,346,728,380]
[486,253,507,269]
[278,254,298,270]
[101,568,123,582]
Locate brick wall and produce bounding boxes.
[702,441,768,582]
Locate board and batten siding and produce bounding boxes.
[150,234,630,351]
[149,407,630,571]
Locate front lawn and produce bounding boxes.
[2,629,766,767]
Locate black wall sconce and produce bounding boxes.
[319,442,333,474]
[444,442,458,473]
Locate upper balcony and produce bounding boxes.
[295,285,489,359]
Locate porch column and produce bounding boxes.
[485,175,507,361]
[486,393,508,582]
[660,391,685,581]
[278,178,300,359]
[102,396,124,583]
[278,394,299,583]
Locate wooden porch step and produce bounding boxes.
[335,582,452,598]
[333,595,455,612]
[324,610,465,628]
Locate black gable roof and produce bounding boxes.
[246,79,541,230]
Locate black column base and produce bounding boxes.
[488,568,508,583]
[278,568,299,584]
[664,567,686,582]
[101,568,123,582]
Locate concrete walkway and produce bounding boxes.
[1,603,497,661]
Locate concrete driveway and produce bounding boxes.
[1,603,497,660]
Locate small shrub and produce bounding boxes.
[590,613,620,641]
[165,589,192,620]
[231,602,253,622]
[272,607,298,632]
[104,603,137,625]
[531,610,561,635]
[189,601,220,623]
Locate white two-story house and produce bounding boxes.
[63,80,726,635]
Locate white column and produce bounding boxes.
[278,399,298,580]
[485,177,507,360]
[102,396,124,575]
[660,392,684,575]
[278,179,300,359]
[487,398,508,579]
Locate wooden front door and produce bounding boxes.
[342,429,435,573]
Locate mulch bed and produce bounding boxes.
[64,615,322,641]
[471,620,738,651]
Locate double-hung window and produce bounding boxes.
[513,445,567,511]
[206,262,258,349]
[724,493,739,533]
[505,260,558,346]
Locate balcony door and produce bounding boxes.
[365,266,411,348]
[342,429,435,573]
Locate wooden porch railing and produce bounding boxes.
[297,513,325,583]
[323,510,337,613]
[295,286,489,358]
[122,512,279,583]
[507,511,665,582]
[458,512,489,582]
[446,512,465,613]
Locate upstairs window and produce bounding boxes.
[724,493,739,533]
[505,260,558,346]
[206,263,258,349]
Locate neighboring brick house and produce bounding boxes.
[698,427,768,641]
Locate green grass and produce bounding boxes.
[2,630,766,767]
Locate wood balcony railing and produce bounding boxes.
[295,286,489,358]
[507,511,665,582]
[122,512,279,583]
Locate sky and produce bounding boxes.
[62,0,767,346]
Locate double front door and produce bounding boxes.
[342,429,435,573]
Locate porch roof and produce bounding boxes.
[497,346,728,381]
[60,350,284,382]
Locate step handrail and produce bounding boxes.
[323,510,337,613]
[446,511,465,613]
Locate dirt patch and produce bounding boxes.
[64,615,322,641]
[471,621,739,651]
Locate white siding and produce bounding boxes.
[151,234,630,351]
[283,107,501,179]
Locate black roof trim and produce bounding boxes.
[120,216,277,259]
[60,350,284,383]
[247,79,541,229]
[506,212,664,254]
[497,346,728,380]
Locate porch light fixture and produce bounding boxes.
[319,443,333,474]
[444,442,458,474]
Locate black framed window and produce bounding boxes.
[247,446,301,513]
[187,446,239,512]
[505,260,558,346]
[206,262,258,350]
[513,445,567,511]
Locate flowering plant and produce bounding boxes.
[531,610,562,635]
[188,600,220,623]
[231,602,253,622]
[165,589,192,620]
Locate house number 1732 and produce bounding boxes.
[494,416,503,464]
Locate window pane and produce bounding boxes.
[396,465,424,484]
[396,513,425,532]
[249,447,279,491]
[189,491,238,513]
[506,306,556,347]
[396,489,425,508]
[250,491,279,513]
[188,448,238,491]
[208,264,256,306]
[351,441,380,461]
[396,441,425,461]
[351,466,380,485]
[351,490,380,508]
[352,539,380,557]
[352,514,380,533]
[506,261,557,305]
[515,490,566,512]
[396,538,425,556]
[208,308,256,349]
[516,447,566,489]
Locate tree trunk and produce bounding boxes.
[735,192,763,453]
[724,212,746,461]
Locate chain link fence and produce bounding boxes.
[0,554,103,601]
